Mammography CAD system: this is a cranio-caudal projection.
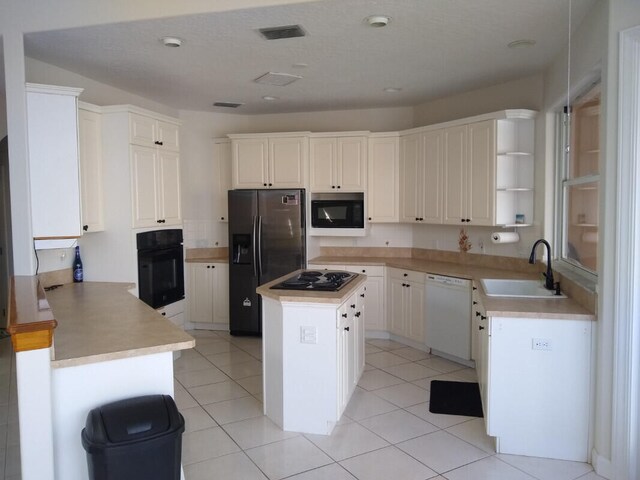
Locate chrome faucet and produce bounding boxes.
[528,239,559,293]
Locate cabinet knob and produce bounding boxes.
[402,283,406,287]
[415,217,419,221]
[475,311,481,317]
[212,265,215,268]
[337,185,341,189]
[406,284,410,288]
[83,225,88,231]
[466,218,471,223]
[332,186,336,189]
[154,141,161,145]
[342,313,348,318]
[268,183,273,187]
[368,217,372,221]
[473,301,478,305]
[479,325,485,330]
[419,218,424,221]
[355,312,361,317]
[161,312,166,316]
[473,286,477,291]
[344,326,350,331]
[403,273,408,277]
[350,304,356,309]
[221,217,225,220]
[481,315,487,320]
[157,220,162,223]
[360,293,365,298]
[263,183,267,187]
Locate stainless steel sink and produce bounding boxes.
[480,279,567,299]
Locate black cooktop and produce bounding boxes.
[270,270,358,292]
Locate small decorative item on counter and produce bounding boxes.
[73,245,83,283]
[515,213,525,224]
[458,228,472,253]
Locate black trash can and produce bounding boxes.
[81,394,185,480]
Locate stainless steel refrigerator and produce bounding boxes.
[228,189,306,335]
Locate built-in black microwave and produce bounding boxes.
[310,193,365,229]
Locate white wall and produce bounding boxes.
[413,74,544,127]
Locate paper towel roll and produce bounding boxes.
[491,232,520,244]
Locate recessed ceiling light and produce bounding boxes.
[161,37,183,48]
[365,15,391,28]
[508,39,536,49]
[384,87,402,93]
[262,96,279,101]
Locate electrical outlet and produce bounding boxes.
[300,326,317,344]
[532,338,552,351]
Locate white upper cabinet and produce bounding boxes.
[310,135,367,192]
[443,120,495,226]
[129,113,179,152]
[399,130,443,224]
[230,134,308,189]
[127,111,181,228]
[78,104,104,233]
[27,83,83,247]
[367,135,399,223]
[214,138,232,222]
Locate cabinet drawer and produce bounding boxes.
[157,299,184,317]
[388,268,425,284]
[344,265,384,277]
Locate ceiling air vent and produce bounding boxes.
[258,24,306,40]
[213,102,244,108]
[254,72,302,87]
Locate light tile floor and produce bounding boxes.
[0,331,609,480]
[178,331,606,480]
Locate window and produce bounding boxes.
[557,83,600,276]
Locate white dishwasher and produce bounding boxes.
[425,274,472,361]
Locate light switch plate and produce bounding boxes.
[300,326,317,344]
[532,338,552,350]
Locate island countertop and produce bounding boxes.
[45,282,194,368]
[257,269,367,304]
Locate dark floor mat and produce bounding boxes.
[429,380,484,417]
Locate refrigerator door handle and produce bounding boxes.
[257,215,263,276]
[252,215,258,277]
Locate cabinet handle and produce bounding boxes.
[83,225,88,231]
[156,219,162,223]
[342,313,348,318]
[344,326,350,331]
[350,304,356,309]
[478,325,485,330]
[355,312,361,317]
[154,141,161,145]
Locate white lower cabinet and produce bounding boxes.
[186,263,229,328]
[473,295,593,461]
[156,299,185,330]
[386,268,425,343]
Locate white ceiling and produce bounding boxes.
[22,0,595,115]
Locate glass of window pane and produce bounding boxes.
[569,92,600,179]
[565,182,599,271]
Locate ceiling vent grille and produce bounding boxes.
[254,72,302,87]
[213,102,244,108]
[258,24,306,40]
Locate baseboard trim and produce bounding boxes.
[592,448,613,479]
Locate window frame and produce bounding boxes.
[554,82,601,282]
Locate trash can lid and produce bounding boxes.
[85,395,179,445]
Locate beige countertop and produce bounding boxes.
[185,257,229,264]
[257,269,367,305]
[310,256,595,321]
[46,282,195,368]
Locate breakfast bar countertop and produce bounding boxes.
[45,282,194,368]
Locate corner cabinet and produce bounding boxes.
[27,83,83,248]
[214,138,232,222]
[186,262,229,329]
[78,103,105,233]
[367,135,399,222]
[309,134,367,192]
[229,133,309,189]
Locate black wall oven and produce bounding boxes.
[137,229,185,309]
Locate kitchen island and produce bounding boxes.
[257,270,367,435]
[9,278,194,480]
